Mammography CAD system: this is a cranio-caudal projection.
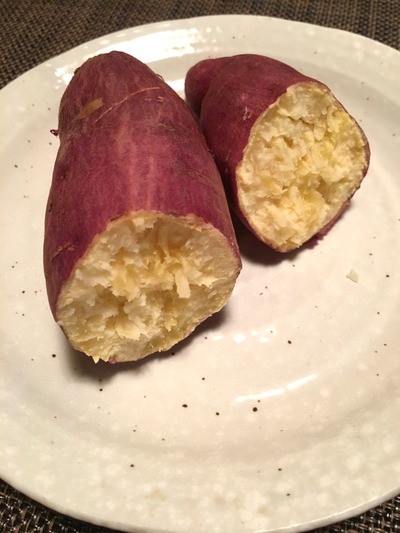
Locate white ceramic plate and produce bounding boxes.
[1,14,400,533]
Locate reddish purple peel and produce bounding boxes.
[185,54,370,252]
[184,57,233,116]
[186,55,314,181]
[44,51,241,363]
[45,51,239,315]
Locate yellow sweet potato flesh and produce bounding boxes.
[56,212,238,363]
[236,83,367,251]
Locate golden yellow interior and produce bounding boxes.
[236,82,368,251]
[56,212,239,362]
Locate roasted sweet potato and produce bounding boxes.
[185,54,370,252]
[44,51,241,363]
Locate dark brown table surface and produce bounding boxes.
[1,0,400,532]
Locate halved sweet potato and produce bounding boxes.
[185,54,370,252]
[44,51,241,363]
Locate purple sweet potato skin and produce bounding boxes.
[184,57,233,117]
[185,54,318,206]
[44,51,240,316]
[185,54,370,249]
